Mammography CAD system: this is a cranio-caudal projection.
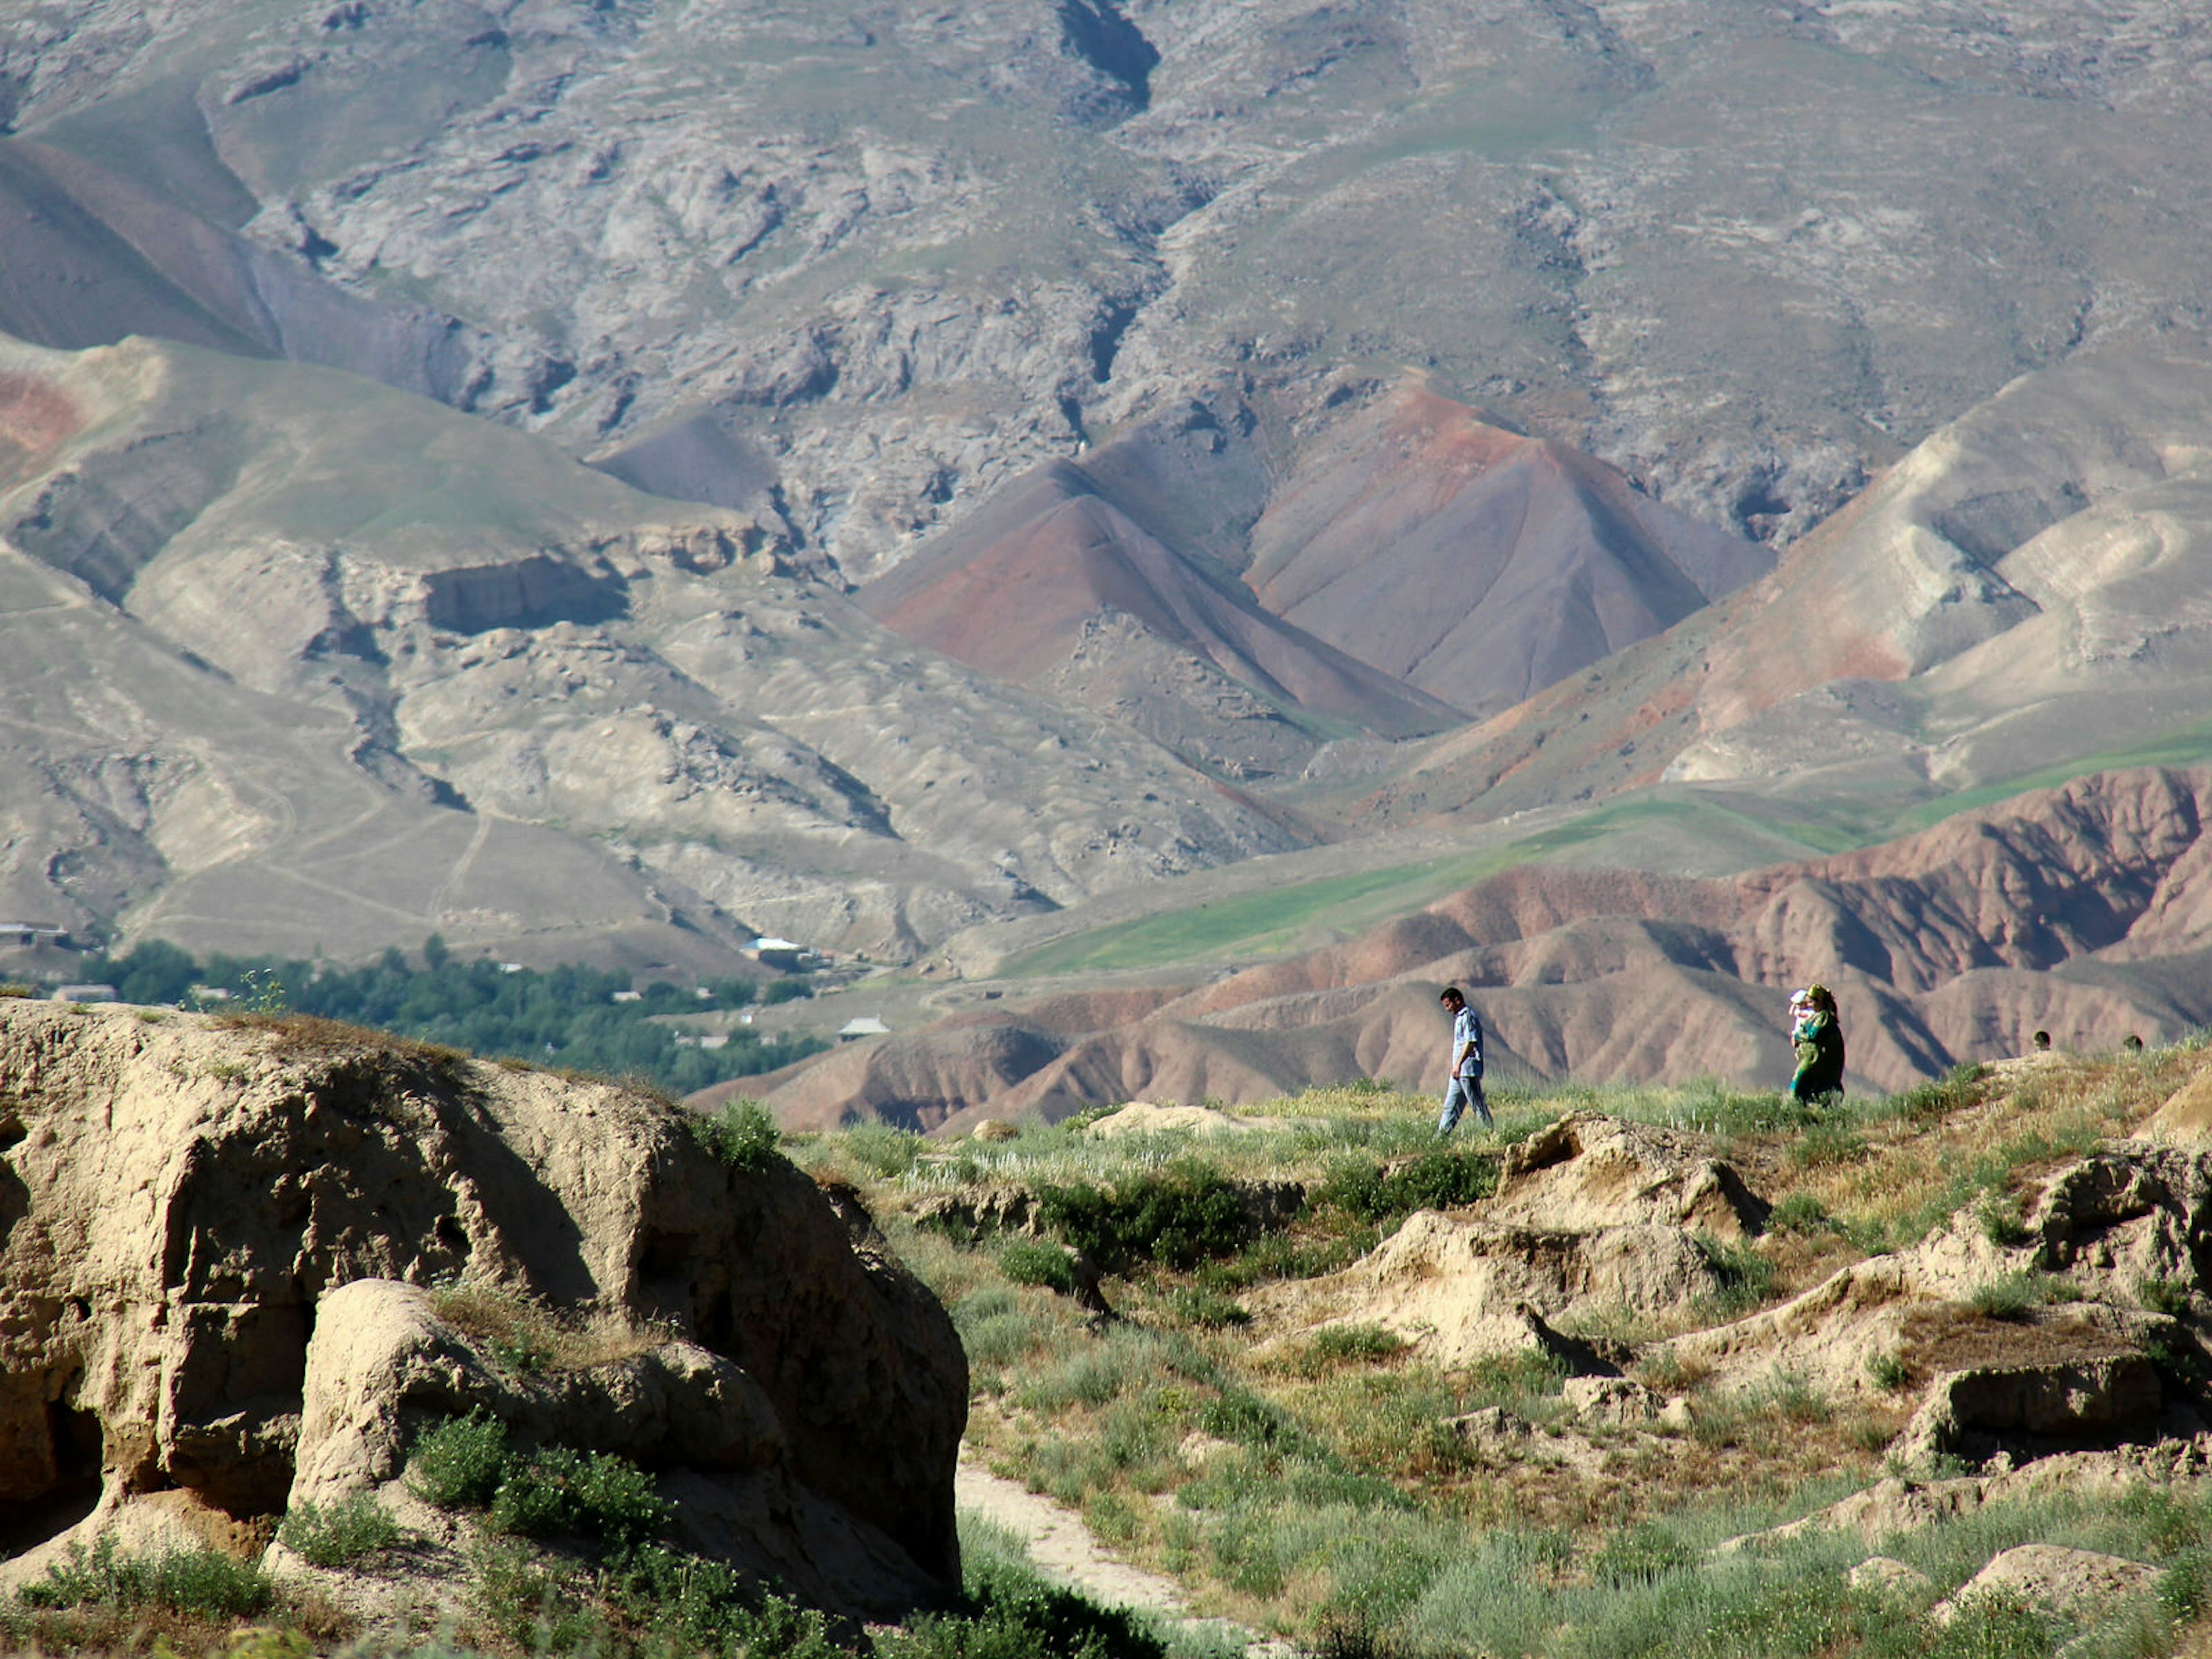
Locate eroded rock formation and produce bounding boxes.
[0,1000,965,1616]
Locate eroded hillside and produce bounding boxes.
[746,767,2212,1127]
[0,332,1301,965]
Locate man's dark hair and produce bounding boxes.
[1440,986,1464,1006]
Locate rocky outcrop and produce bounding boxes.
[0,1001,966,1617]
[1930,1546,2161,1627]
[1279,1114,1760,1368]
[1897,1356,2164,1469]
[1644,1132,2212,1476]
[1490,1114,1767,1239]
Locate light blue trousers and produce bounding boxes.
[1438,1074,1491,1133]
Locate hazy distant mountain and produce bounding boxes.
[8,0,2212,1057]
[1243,381,1773,718]
[9,0,2212,572]
[1335,335,2212,853]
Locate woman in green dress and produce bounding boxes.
[1790,983,1845,1104]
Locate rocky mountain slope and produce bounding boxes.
[748,767,2212,1126]
[7,0,2212,570]
[1243,381,1773,719]
[0,331,1298,965]
[7,0,2212,1077]
[862,376,1772,779]
[1329,334,2212,850]
[0,997,966,1620]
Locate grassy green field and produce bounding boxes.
[1004,722,2212,983]
[1891,719,2212,835]
[999,793,1857,979]
[999,843,1532,978]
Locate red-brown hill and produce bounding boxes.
[737,768,2212,1129]
[857,454,1461,777]
[1244,382,1773,718]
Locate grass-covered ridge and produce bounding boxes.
[789,1040,2212,1658]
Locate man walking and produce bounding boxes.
[1437,986,1491,1134]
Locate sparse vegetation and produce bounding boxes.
[1000,1238,1080,1294]
[1035,1163,1259,1272]
[278,1493,401,1567]
[17,1535,274,1617]
[690,1097,785,1171]
[409,1410,514,1509]
[785,1042,2212,1658]
[22,1043,2209,1659]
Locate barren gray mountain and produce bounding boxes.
[7,0,2212,571]
[0,331,1298,965]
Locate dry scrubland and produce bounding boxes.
[10,1010,2212,1659]
[794,1042,2212,1658]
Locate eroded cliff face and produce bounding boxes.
[0,999,965,1615]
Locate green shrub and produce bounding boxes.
[999,1239,1079,1294]
[468,1535,603,1651]
[408,1410,510,1508]
[19,1535,274,1616]
[1198,1387,1331,1463]
[488,1447,668,1548]
[1463,1349,1569,1412]
[879,1531,1171,1659]
[1037,1162,1257,1271]
[1694,1232,1780,1316]
[1309,1325,1407,1366]
[1866,1352,1913,1392]
[1164,1285,1252,1328]
[604,1546,844,1658]
[1769,1193,1833,1234]
[1969,1274,2050,1321]
[1313,1150,1497,1225]
[1792,1122,1869,1169]
[2137,1275,2194,1318]
[842,1122,925,1179]
[1889,1062,1990,1122]
[1589,1522,1695,1586]
[1978,1193,2032,1248]
[1199,1232,1370,1289]
[692,1099,784,1171]
[278,1492,400,1566]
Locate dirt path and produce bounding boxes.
[955,1444,1288,1655]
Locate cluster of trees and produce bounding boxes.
[82,938,824,1097]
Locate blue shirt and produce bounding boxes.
[1452,1007,1483,1078]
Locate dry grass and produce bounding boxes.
[429,1281,664,1373]
[214,1009,453,1059]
